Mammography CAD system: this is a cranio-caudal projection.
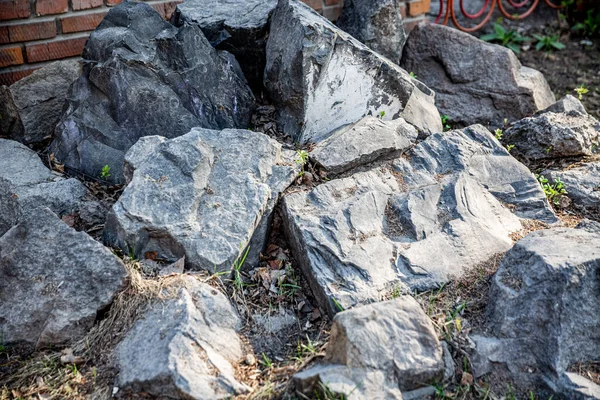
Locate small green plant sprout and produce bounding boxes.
[481,21,529,53]
[295,149,309,166]
[532,34,566,51]
[494,128,503,140]
[232,244,250,293]
[331,296,344,312]
[100,164,111,179]
[441,115,452,131]
[536,174,567,206]
[409,71,417,78]
[574,84,589,100]
[506,144,515,152]
[259,352,273,368]
[378,110,386,119]
[573,9,600,36]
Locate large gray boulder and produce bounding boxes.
[50,2,255,184]
[505,95,600,160]
[476,228,600,396]
[264,0,442,144]
[336,0,407,64]
[310,116,418,175]
[103,128,297,273]
[4,61,81,146]
[0,139,87,216]
[283,125,555,315]
[400,24,555,129]
[0,202,126,350]
[172,0,277,89]
[116,276,248,399]
[545,162,600,215]
[294,296,442,397]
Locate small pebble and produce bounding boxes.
[245,354,256,366]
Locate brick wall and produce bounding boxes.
[0,0,430,86]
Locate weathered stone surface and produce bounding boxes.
[0,204,126,350]
[0,180,21,237]
[265,0,441,144]
[50,2,255,183]
[116,277,248,399]
[505,96,600,160]
[482,228,600,393]
[545,162,600,213]
[294,364,403,400]
[328,297,443,391]
[310,116,418,175]
[400,24,555,128]
[0,139,87,216]
[7,61,81,146]
[0,86,23,139]
[576,218,600,233]
[104,128,297,273]
[283,125,555,315]
[172,0,277,89]
[337,0,407,64]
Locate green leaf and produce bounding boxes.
[536,41,545,51]
[551,41,566,50]
[494,23,506,36]
[480,33,498,42]
[508,43,521,53]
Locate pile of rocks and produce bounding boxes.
[1,0,599,399]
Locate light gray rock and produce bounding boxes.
[50,2,255,183]
[293,364,403,400]
[558,372,600,400]
[483,228,600,393]
[0,139,87,216]
[576,218,600,234]
[310,116,418,175]
[545,162,600,213]
[6,60,81,145]
[336,0,407,64]
[116,276,248,399]
[400,24,555,128]
[103,128,297,273]
[283,125,555,315]
[327,297,443,391]
[172,0,277,89]
[505,96,600,160]
[264,0,442,144]
[0,179,21,236]
[0,204,126,350]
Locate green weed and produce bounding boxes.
[100,165,111,180]
[536,174,567,205]
[481,21,529,53]
[532,34,566,51]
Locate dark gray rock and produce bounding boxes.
[576,218,600,234]
[172,0,277,89]
[337,0,407,64]
[310,116,418,175]
[482,228,600,394]
[264,0,442,144]
[0,139,87,216]
[505,96,600,160]
[0,179,21,237]
[400,24,555,129]
[104,128,297,273]
[0,204,126,350]
[7,60,81,146]
[116,276,248,399]
[50,2,255,183]
[545,162,600,214]
[282,125,555,315]
[0,86,23,139]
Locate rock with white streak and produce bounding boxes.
[264,0,442,144]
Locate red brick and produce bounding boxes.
[0,0,31,21]
[25,36,87,62]
[8,20,57,42]
[106,0,122,6]
[0,26,9,44]
[61,11,106,33]
[36,0,69,15]
[0,45,24,67]
[324,0,341,5]
[301,0,322,12]
[72,0,103,11]
[0,66,37,85]
[408,0,430,16]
